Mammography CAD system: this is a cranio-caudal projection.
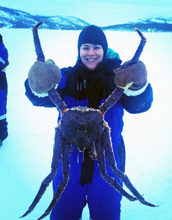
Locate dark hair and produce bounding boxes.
[78,25,108,59]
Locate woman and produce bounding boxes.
[25,25,153,220]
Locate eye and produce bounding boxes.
[82,46,89,50]
[94,45,102,50]
[81,44,90,50]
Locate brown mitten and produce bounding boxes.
[114,60,147,90]
[28,60,61,94]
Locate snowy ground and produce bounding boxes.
[0,29,172,220]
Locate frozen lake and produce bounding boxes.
[0,29,172,220]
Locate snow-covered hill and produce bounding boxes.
[0,6,172,32]
[102,17,172,32]
[0,6,90,30]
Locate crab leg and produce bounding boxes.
[20,169,57,218]
[99,87,124,114]
[20,127,63,218]
[32,21,67,113]
[99,28,146,114]
[96,137,137,202]
[37,137,70,220]
[100,127,158,207]
[48,87,67,113]
[32,21,45,62]
[130,28,146,65]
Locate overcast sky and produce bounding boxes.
[1,0,172,26]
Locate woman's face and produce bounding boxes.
[80,43,104,70]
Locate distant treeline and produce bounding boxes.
[102,21,172,32]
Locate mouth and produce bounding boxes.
[86,58,97,62]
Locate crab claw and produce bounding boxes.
[32,21,45,31]
[32,21,45,62]
[139,198,159,207]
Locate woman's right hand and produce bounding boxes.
[28,59,61,94]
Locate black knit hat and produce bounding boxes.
[78,25,108,59]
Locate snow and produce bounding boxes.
[0,29,172,220]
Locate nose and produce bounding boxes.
[88,47,95,55]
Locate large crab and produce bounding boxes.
[21,22,157,220]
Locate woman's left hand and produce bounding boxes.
[114,60,147,90]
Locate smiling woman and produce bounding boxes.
[78,25,107,70]
[78,25,108,58]
[22,23,154,220]
[80,44,104,70]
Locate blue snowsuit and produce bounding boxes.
[0,42,9,141]
[25,54,153,220]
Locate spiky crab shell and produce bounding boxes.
[60,106,104,151]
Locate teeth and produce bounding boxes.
[87,59,96,61]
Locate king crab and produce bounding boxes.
[21,22,157,220]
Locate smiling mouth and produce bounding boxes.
[87,58,97,62]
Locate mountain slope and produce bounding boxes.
[0,6,172,32]
[102,17,172,32]
[0,6,90,30]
